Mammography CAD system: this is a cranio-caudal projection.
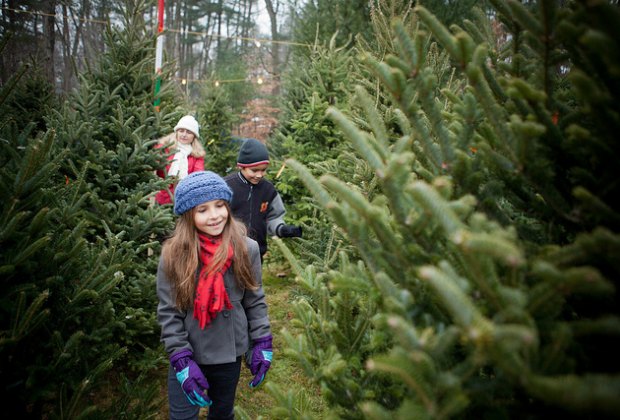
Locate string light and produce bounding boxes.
[166,28,313,47]
[1,6,314,48]
[172,76,264,85]
[1,6,108,24]
[3,5,315,89]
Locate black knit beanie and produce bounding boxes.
[237,138,270,167]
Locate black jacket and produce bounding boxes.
[224,172,286,256]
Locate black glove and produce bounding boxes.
[277,224,302,238]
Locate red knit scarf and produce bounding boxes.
[194,234,234,329]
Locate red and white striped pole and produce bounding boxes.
[154,0,164,111]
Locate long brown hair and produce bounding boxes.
[161,202,257,309]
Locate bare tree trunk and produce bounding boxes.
[83,1,107,68]
[0,0,17,83]
[165,0,175,57]
[201,11,213,76]
[216,0,223,57]
[41,0,56,86]
[175,1,183,78]
[230,0,240,42]
[71,0,88,73]
[263,0,280,93]
[61,3,73,92]
[242,0,253,44]
[181,1,189,81]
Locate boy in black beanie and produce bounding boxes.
[224,138,302,259]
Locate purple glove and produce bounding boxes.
[170,349,212,407]
[248,335,273,388]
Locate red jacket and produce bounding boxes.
[155,146,205,205]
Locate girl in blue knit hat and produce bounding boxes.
[156,171,272,420]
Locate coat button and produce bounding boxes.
[223,311,230,318]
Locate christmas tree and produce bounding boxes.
[271,0,620,417]
[1,1,181,416]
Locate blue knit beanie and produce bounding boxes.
[173,171,233,215]
[237,138,270,167]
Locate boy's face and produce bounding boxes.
[240,163,269,185]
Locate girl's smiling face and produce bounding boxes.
[193,200,229,237]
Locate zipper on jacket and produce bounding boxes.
[248,185,253,228]
[237,171,255,231]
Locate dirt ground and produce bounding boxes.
[232,78,280,142]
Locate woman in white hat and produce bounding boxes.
[155,115,207,206]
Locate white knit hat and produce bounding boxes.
[174,115,200,138]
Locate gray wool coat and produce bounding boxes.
[156,237,271,364]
